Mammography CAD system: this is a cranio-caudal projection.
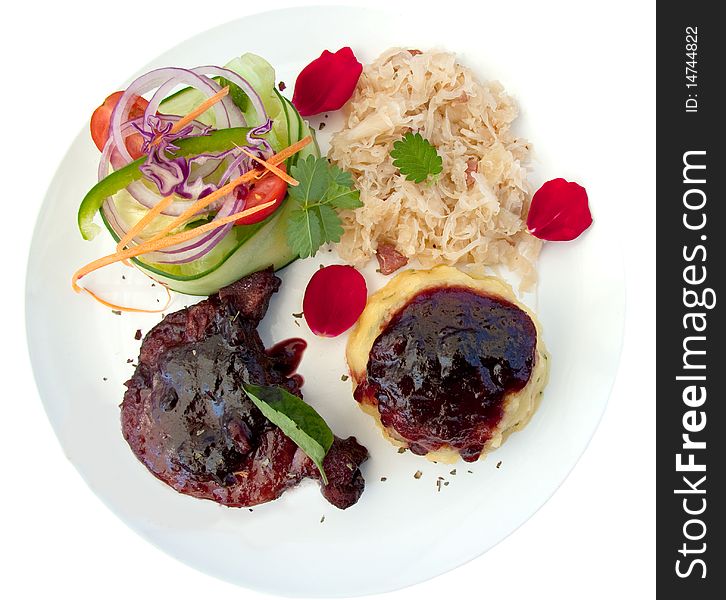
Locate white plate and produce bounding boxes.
[26,6,625,598]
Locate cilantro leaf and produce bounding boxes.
[286,156,360,258]
[390,132,443,183]
[287,206,322,258]
[242,383,334,484]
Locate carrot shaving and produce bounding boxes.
[79,282,173,314]
[72,200,276,295]
[116,195,174,263]
[75,135,313,312]
[268,135,313,165]
[144,136,312,245]
[238,147,298,186]
[151,86,230,147]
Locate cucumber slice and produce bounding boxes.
[91,61,324,295]
[102,194,299,296]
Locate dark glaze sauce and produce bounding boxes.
[152,336,306,484]
[355,287,537,461]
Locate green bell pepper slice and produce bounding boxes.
[78,127,252,240]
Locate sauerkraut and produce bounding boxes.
[328,48,541,288]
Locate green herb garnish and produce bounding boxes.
[390,132,443,183]
[242,382,334,484]
[286,156,362,258]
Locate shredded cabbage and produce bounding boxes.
[328,48,541,289]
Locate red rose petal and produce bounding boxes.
[527,178,593,241]
[292,47,363,117]
[303,265,367,337]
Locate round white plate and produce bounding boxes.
[26,6,625,598]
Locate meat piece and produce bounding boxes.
[465,157,478,186]
[121,268,368,509]
[376,243,408,275]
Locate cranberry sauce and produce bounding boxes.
[266,338,308,377]
[356,287,537,461]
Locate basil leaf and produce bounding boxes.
[242,383,334,484]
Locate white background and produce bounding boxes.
[1,1,655,598]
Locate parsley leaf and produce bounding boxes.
[286,156,362,257]
[316,204,345,242]
[288,155,329,208]
[242,383,334,484]
[287,206,322,258]
[390,132,443,183]
[322,183,362,209]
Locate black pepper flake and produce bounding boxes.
[319,122,326,131]
[294,320,300,327]
[450,469,457,476]
[320,515,325,523]
[324,114,329,119]
[102,377,108,381]
[341,374,349,382]
[151,283,156,287]
[121,275,126,280]
[496,461,502,469]
[278,81,286,91]
[134,329,142,340]
[467,470,474,474]
[380,477,387,482]
[248,508,253,512]
[397,447,407,454]
[127,359,133,363]
[292,312,303,319]
[112,310,122,316]
[444,481,449,486]
[436,479,442,492]
[413,470,422,479]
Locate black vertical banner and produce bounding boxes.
[658,4,724,597]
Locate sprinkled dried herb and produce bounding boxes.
[341,374,349,382]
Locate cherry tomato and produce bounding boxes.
[235,165,289,225]
[90,91,149,158]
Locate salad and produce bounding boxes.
[74,52,360,304]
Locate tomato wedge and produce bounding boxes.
[235,166,289,225]
[90,91,149,158]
